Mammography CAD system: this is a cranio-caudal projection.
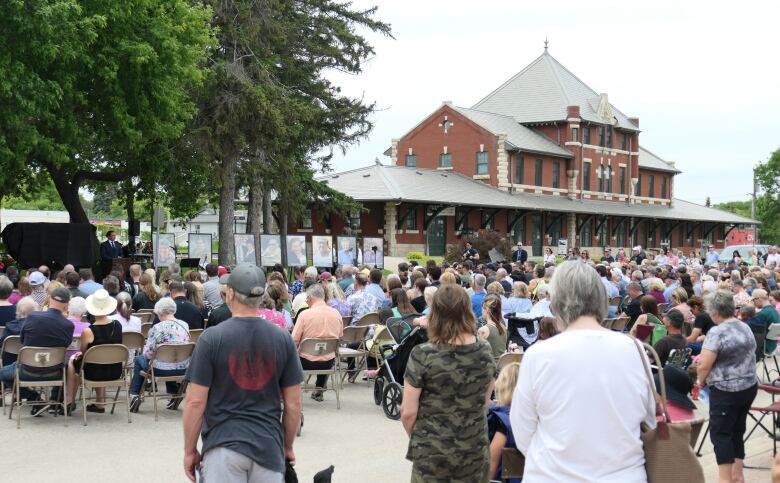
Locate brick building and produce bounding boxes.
[291,46,756,260]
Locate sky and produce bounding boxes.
[325,0,780,205]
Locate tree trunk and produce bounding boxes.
[263,185,273,234]
[125,183,137,252]
[247,149,265,257]
[279,204,288,268]
[218,156,238,265]
[47,166,90,223]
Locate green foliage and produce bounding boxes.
[406,252,424,261]
[1,178,92,212]
[754,147,780,244]
[714,200,752,219]
[0,0,214,221]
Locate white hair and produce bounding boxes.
[701,280,718,295]
[68,297,88,318]
[304,266,318,280]
[548,261,607,327]
[153,297,178,317]
[16,296,39,319]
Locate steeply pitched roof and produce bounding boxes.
[472,51,639,131]
[452,106,573,158]
[319,164,756,225]
[638,147,681,173]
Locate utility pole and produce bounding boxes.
[751,170,758,244]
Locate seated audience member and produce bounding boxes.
[110,292,142,332]
[169,281,203,330]
[496,268,512,293]
[528,285,553,318]
[289,266,306,298]
[291,285,343,402]
[1,297,39,363]
[685,296,713,357]
[647,278,666,305]
[28,271,48,306]
[389,288,418,319]
[670,287,693,321]
[291,280,317,317]
[126,264,143,298]
[470,274,488,316]
[78,269,102,296]
[65,290,124,413]
[129,297,192,412]
[623,282,645,330]
[538,317,560,341]
[629,295,666,345]
[257,281,293,331]
[322,276,351,317]
[65,271,87,300]
[754,289,780,354]
[132,273,159,311]
[201,264,222,308]
[654,365,697,422]
[503,282,532,315]
[653,309,688,366]
[184,281,211,320]
[66,297,91,358]
[346,273,382,323]
[439,271,457,286]
[478,294,508,361]
[421,286,438,317]
[0,276,16,326]
[488,363,521,483]
[0,288,73,410]
[206,279,232,328]
[410,277,429,314]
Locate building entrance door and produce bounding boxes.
[531,214,542,257]
[427,216,446,256]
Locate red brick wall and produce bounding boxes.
[636,169,672,201]
[397,105,500,186]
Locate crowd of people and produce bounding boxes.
[2,239,780,481]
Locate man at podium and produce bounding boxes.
[100,230,124,278]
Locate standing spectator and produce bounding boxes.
[470,273,487,316]
[183,264,303,482]
[201,264,222,308]
[510,261,655,481]
[129,297,192,412]
[291,285,343,401]
[696,290,758,483]
[705,244,720,266]
[169,281,204,329]
[511,242,527,264]
[400,284,496,481]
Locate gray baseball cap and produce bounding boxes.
[227,264,266,297]
[50,287,72,304]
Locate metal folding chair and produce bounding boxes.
[355,312,380,327]
[139,343,195,421]
[496,352,523,373]
[140,322,153,339]
[339,326,370,384]
[189,329,204,343]
[79,344,131,426]
[9,346,68,428]
[299,338,340,409]
[1,335,22,415]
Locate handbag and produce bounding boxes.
[632,339,705,483]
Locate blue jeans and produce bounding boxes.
[130,355,185,395]
[0,363,55,400]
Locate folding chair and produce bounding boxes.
[608,296,623,310]
[501,447,525,481]
[341,316,352,327]
[610,316,630,332]
[140,322,153,339]
[9,346,68,428]
[744,384,780,456]
[657,303,670,315]
[601,318,616,329]
[189,329,204,343]
[139,343,195,421]
[135,309,154,314]
[496,352,523,373]
[1,335,22,415]
[134,312,155,324]
[760,324,780,382]
[355,312,380,327]
[79,344,131,426]
[299,338,340,409]
[339,326,370,384]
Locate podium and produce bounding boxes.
[111,257,133,277]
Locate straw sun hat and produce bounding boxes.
[85,289,118,316]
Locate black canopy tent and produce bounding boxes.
[1,223,98,269]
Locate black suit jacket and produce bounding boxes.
[100,240,124,260]
[511,249,528,263]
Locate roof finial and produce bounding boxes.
[544,38,549,52]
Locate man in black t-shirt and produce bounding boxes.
[170,281,204,330]
[653,309,688,366]
[183,265,303,483]
[462,242,479,262]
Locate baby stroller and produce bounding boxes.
[373,316,427,420]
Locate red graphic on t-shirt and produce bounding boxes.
[227,351,276,391]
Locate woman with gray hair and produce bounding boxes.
[0,275,16,326]
[696,289,757,483]
[510,261,656,481]
[128,297,191,412]
[0,297,39,360]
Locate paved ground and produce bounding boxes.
[0,378,776,482]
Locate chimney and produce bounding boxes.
[628,117,640,127]
[566,105,581,119]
